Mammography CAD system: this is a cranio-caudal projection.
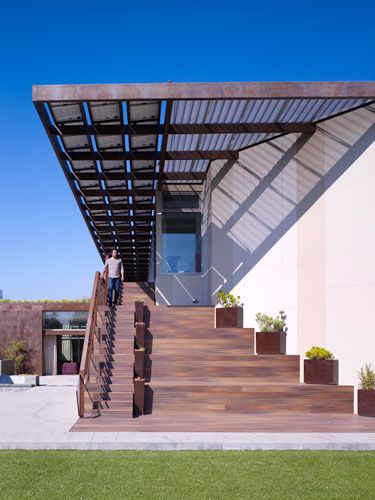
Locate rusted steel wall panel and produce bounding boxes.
[32,81,375,102]
[0,303,89,374]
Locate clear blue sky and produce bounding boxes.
[0,0,374,299]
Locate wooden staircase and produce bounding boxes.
[97,298,134,418]
[144,307,353,416]
[80,282,155,420]
[73,280,356,432]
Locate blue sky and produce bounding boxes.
[0,0,374,299]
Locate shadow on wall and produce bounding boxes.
[204,104,375,301]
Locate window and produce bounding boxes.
[163,193,200,210]
[57,336,84,374]
[162,213,201,273]
[42,311,88,330]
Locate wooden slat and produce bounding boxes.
[70,172,207,181]
[50,122,317,136]
[60,150,239,161]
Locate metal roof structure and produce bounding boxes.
[33,81,375,281]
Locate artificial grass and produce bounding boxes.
[0,450,375,499]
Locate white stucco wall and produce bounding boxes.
[204,104,374,392]
[154,104,375,394]
[324,143,375,386]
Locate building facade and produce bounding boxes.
[155,103,375,387]
[0,303,89,375]
[32,82,375,389]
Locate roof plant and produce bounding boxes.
[217,291,242,308]
[305,346,334,360]
[255,311,286,332]
[357,364,375,391]
[0,298,90,304]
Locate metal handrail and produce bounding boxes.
[76,268,108,417]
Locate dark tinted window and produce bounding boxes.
[43,311,88,330]
[162,213,201,273]
[163,193,199,209]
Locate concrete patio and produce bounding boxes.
[0,376,374,450]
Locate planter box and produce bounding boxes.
[62,362,79,375]
[134,378,145,415]
[256,332,286,354]
[3,375,40,386]
[216,307,243,328]
[135,322,145,348]
[134,350,145,378]
[304,359,338,385]
[358,389,375,417]
[0,359,15,376]
[135,300,144,324]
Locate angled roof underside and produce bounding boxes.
[33,81,375,281]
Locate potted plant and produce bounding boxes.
[134,376,145,415]
[134,347,145,378]
[216,291,243,327]
[255,311,286,354]
[3,340,30,374]
[357,364,375,417]
[304,346,338,385]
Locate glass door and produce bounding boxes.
[57,336,84,374]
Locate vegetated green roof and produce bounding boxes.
[0,298,90,304]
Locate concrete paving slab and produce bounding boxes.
[1,380,375,450]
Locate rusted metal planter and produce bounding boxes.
[304,359,338,385]
[135,322,145,348]
[216,307,243,328]
[0,359,15,376]
[135,300,144,324]
[134,349,145,378]
[134,378,145,415]
[358,389,375,417]
[256,332,286,354]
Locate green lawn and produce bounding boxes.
[1,450,375,499]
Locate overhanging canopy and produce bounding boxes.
[33,81,375,281]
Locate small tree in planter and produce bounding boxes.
[304,346,338,385]
[357,364,375,417]
[216,291,243,328]
[255,311,286,354]
[3,340,31,374]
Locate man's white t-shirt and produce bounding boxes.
[104,257,124,278]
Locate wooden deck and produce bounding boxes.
[71,282,375,433]
[71,411,375,433]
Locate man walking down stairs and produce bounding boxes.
[102,249,124,307]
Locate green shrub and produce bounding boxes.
[255,311,286,332]
[217,291,242,308]
[3,340,31,374]
[305,346,334,360]
[357,364,375,390]
[0,298,90,304]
